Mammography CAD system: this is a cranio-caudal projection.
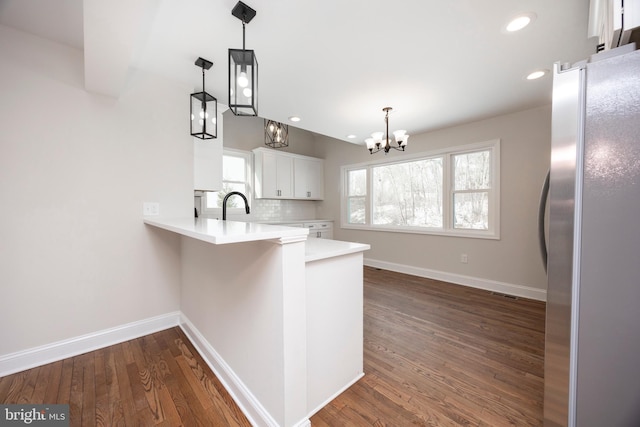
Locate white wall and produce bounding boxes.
[313,106,551,295]
[0,25,190,356]
[180,237,308,426]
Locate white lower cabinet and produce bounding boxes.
[273,221,333,239]
[304,221,333,239]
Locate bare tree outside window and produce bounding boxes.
[453,150,491,229]
[206,153,249,209]
[372,158,443,227]
[341,140,499,238]
[347,169,366,224]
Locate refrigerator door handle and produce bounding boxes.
[538,170,550,272]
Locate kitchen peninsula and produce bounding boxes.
[143,217,370,427]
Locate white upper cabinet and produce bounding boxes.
[253,148,324,200]
[194,107,224,191]
[294,157,324,200]
[254,148,293,198]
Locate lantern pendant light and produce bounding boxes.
[190,57,217,139]
[264,119,289,148]
[229,1,258,116]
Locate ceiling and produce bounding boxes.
[0,0,597,144]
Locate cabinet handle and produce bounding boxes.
[317,231,321,238]
[307,191,311,198]
[277,189,281,196]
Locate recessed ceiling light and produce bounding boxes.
[526,69,548,80]
[288,116,301,122]
[504,12,537,32]
[346,134,356,139]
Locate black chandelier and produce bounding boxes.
[190,57,217,139]
[365,107,409,154]
[229,1,258,116]
[264,120,289,148]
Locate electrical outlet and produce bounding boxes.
[460,253,468,264]
[143,202,160,216]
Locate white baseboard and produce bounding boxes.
[0,311,181,377]
[180,314,306,427]
[306,372,364,420]
[364,258,547,301]
[0,311,311,427]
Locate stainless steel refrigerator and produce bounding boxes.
[543,44,640,426]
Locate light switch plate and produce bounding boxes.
[143,202,160,216]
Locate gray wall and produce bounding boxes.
[222,112,321,157]
[314,106,551,296]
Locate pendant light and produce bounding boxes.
[264,119,289,148]
[229,1,258,116]
[365,107,409,154]
[190,57,217,139]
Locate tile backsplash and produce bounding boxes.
[250,199,318,221]
[195,194,318,222]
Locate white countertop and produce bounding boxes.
[304,238,370,262]
[144,217,308,245]
[144,217,369,261]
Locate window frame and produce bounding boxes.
[202,148,253,216]
[340,139,500,239]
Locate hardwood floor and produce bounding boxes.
[0,327,251,426]
[1,267,545,426]
[311,267,546,426]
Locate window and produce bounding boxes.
[346,169,367,224]
[204,149,251,213]
[341,140,500,239]
[452,150,491,230]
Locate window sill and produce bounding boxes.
[340,223,500,240]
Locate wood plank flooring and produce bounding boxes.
[0,327,252,426]
[1,267,545,426]
[311,267,546,426]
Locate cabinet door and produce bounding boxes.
[318,229,333,239]
[260,151,279,198]
[256,150,293,198]
[294,158,324,199]
[304,222,332,239]
[276,155,293,198]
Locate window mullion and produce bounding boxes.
[442,153,452,231]
[366,166,372,226]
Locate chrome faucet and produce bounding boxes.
[222,191,250,220]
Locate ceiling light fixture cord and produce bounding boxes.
[385,108,390,148]
[201,65,206,133]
